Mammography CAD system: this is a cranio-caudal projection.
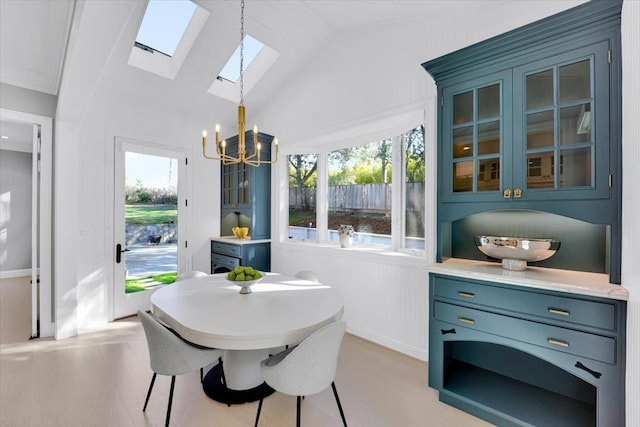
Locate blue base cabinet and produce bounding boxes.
[429,273,626,427]
[210,240,270,274]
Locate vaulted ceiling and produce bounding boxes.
[1,1,509,120]
[2,0,586,140]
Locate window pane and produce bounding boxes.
[560,60,590,103]
[136,0,197,56]
[288,154,318,241]
[328,141,392,247]
[560,148,591,188]
[560,103,591,145]
[404,126,425,251]
[478,121,500,155]
[453,161,473,192]
[478,84,500,119]
[453,126,473,158]
[527,152,554,189]
[454,91,473,124]
[526,69,553,110]
[477,158,500,191]
[527,110,554,149]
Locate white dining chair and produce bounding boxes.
[294,270,319,282]
[255,321,348,427]
[176,270,208,281]
[138,310,223,427]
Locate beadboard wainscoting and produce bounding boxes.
[621,2,640,426]
[272,244,430,361]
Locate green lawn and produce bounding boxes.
[126,204,177,225]
[125,272,177,293]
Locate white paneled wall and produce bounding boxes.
[272,244,429,360]
[621,1,640,425]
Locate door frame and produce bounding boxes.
[109,134,189,320]
[1,108,53,338]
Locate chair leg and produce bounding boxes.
[331,382,348,427]
[165,376,176,427]
[296,395,302,427]
[143,373,157,412]
[254,398,263,427]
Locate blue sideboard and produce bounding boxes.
[428,269,626,426]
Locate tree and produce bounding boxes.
[405,125,425,182]
[375,139,392,183]
[289,154,317,210]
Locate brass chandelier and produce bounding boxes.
[201,0,278,167]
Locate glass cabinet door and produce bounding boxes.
[442,70,512,202]
[513,41,610,200]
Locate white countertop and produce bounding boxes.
[211,236,271,245]
[428,258,628,301]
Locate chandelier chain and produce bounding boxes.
[239,0,245,106]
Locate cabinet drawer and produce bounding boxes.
[212,254,240,271]
[211,241,241,257]
[434,302,615,364]
[432,275,615,331]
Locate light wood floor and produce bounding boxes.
[0,316,491,427]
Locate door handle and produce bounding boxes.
[116,243,130,264]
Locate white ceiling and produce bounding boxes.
[0,0,74,95]
[0,0,503,101]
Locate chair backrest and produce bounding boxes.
[294,270,319,283]
[138,310,217,376]
[176,270,208,282]
[262,320,346,396]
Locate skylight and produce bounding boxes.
[218,35,265,82]
[135,0,197,57]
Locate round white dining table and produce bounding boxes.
[150,272,344,404]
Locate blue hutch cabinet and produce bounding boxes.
[422,1,626,425]
[423,0,622,283]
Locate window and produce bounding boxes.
[286,125,426,254]
[288,154,318,241]
[327,141,392,247]
[135,0,197,57]
[218,35,265,82]
[403,126,426,251]
[128,0,208,80]
[208,35,280,103]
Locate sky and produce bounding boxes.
[126,152,177,189]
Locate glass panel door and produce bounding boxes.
[114,139,185,319]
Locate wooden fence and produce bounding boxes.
[289,182,424,213]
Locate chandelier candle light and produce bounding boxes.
[201,0,278,167]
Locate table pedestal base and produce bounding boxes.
[202,364,274,404]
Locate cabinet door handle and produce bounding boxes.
[514,188,522,198]
[458,317,475,325]
[441,328,457,335]
[458,291,475,298]
[575,361,602,379]
[547,338,569,348]
[503,189,511,199]
[548,307,570,316]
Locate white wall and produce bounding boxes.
[54,0,220,332]
[621,1,640,425]
[0,83,56,118]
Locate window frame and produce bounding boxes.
[282,125,426,256]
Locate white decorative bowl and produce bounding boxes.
[226,277,262,294]
[474,236,561,271]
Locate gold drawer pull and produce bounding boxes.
[458,317,475,325]
[458,291,475,298]
[548,308,570,316]
[547,338,570,348]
